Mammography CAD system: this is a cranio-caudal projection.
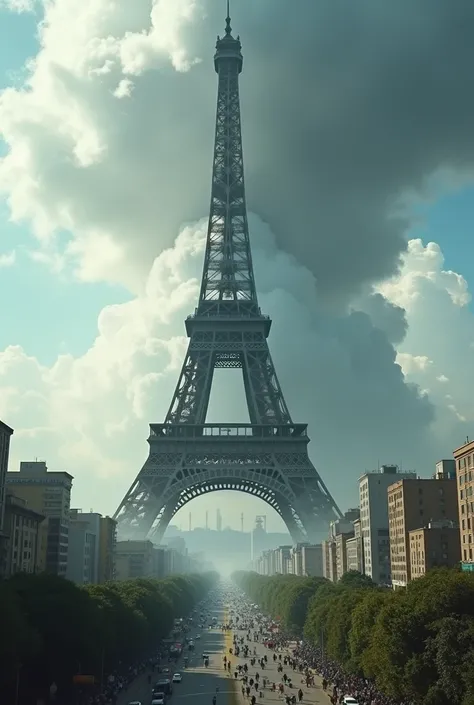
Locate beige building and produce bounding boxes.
[454,439,474,569]
[388,473,458,588]
[6,461,73,577]
[115,540,155,580]
[409,521,461,580]
[335,532,352,580]
[2,492,45,577]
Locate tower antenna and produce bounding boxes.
[225,0,232,35]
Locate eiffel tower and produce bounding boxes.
[114,5,342,543]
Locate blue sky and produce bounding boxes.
[0,7,130,365]
[0,6,472,367]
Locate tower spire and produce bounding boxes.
[225,0,231,35]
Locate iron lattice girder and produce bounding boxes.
[164,323,292,426]
[199,58,257,304]
[114,423,339,543]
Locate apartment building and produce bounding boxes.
[6,461,72,577]
[388,470,458,588]
[454,439,474,571]
[359,465,416,585]
[335,532,352,580]
[67,510,101,584]
[409,520,461,579]
[2,491,44,577]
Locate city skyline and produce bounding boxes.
[1,0,474,533]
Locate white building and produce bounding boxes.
[359,465,416,585]
[67,510,101,584]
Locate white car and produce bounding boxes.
[173,673,182,683]
[152,696,165,705]
[343,697,359,705]
[195,634,201,640]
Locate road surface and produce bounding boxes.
[118,607,235,705]
[230,625,329,705]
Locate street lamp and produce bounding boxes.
[14,663,22,705]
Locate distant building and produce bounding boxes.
[301,544,323,577]
[115,539,155,580]
[0,420,14,575]
[98,516,117,582]
[66,510,101,584]
[0,420,13,534]
[1,491,44,577]
[388,473,458,588]
[6,461,72,577]
[290,543,309,575]
[274,545,292,574]
[359,465,416,585]
[335,532,354,580]
[409,520,461,579]
[453,440,474,571]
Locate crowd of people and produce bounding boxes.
[226,591,405,705]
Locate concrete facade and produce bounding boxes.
[359,465,416,585]
[6,461,72,577]
[388,475,458,588]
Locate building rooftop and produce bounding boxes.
[0,419,14,435]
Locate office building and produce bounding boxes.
[1,491,44,577]
[6,461,72,577]
[454,440,474,571]
[359,465,416,585]
[388,474,458,588]
[98,516,117,582]
[301,544,323,577]
[115,540,155,580]
[409,520,461,579]
[66,510,101,584]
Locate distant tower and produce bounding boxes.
[206,510,209,530]
[251,515,267,560]
[241,512,244,532]
[217,508,222,532]
[188,512,192,532]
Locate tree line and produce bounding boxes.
[1,570,218,703]
[233,569,474,705]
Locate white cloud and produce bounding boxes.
[0,250,15,267]
[379,239,474,441]
[0,0,35,12]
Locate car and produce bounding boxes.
[154,679,173,695]
[161,667,170,675]
[128,702,142,705]
[195,635,201,640]
[343,698,359,705]
[151,695,166,705]
[172,673,182,683]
